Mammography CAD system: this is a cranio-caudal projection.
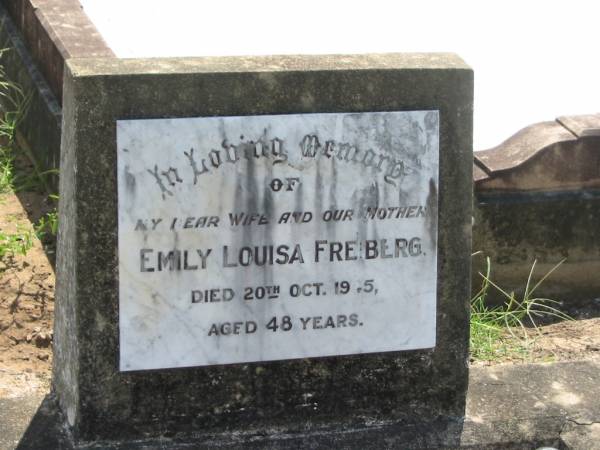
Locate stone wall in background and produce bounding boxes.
[473,114,600,303]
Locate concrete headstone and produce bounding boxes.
[53,53,473,447]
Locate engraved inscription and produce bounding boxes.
[117,111,439,371]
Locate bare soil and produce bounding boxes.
[470,317,600,367]
[0,190,54,398]
[526,316,600,361]
[0,189,598,396]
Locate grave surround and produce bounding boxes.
[53,53,473,446]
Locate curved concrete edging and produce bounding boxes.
[475,114,600,193]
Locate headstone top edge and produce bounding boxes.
[64,52,472,78]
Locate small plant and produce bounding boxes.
[35,196,59,259]
[35,208,58,241]
[470,257,572,362]
[0,47,31,143]
[0,226,34,260]
[0,150,13,192]
[13,167,59,194]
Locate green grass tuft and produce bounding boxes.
[0,149,13,192]
[470,257,573,362]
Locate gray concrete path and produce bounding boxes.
[0,394,46,450]
[464,360,600,449]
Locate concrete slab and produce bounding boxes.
[474,121,576,174]
[2,360,599,449]
[0,395,45,450]
[463,360,600,448]
[558,114,600,138]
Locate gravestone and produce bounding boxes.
[54,53,473,448]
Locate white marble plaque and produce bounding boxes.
[117,111,439,371]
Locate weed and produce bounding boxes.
[0,47,30,143]
[0,226,34,260]
[470,257,572,362]
[0,52,35,262]
[0,151,12,192]
[13,168,58,193]
[34,200,58,260]
[35,208,58,241]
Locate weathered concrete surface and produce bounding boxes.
[54,53,473,446]
[472,194,600,302]
[561,422,600,450]
[475,114,600,192]
[473,121,575,181]
[0,394,45,450]
[463,360,600,449]
[558,114,600,138]
[4,361,599,449]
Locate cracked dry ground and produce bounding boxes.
[0,190,54,399]
[0,190,599,399]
